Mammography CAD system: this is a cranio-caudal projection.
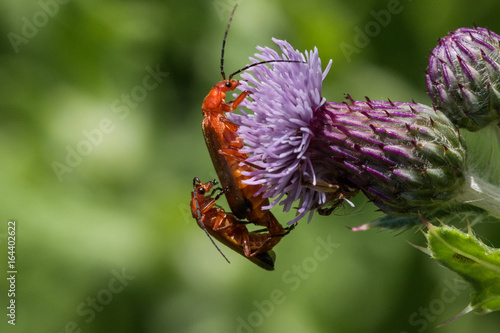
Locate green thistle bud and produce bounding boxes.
[310,98,467,217]
[413,217,500,324]
[426,27,500,131]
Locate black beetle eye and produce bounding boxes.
[197,188,206,195]
[225,81,232,88]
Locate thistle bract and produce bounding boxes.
[232,39,468,223]
[418,218,500,322]
[427,27,500,131]
[313,100,467,217]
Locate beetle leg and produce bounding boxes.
[247,236,273,257]
[228,90,251,110]
[298,161,340,193]
[212,213,232,231]
[241,230,253,257]
[272,223,297,237]
[247,224,296,258]
[210,186,228,200]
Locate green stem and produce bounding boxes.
[455,174,500,219]
[495,125,500,149]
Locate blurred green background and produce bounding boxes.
[1,0,500,332]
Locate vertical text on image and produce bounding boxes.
[6,220,17,326]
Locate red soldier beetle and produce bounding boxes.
[191,177,295,270]
[201,5,303,230]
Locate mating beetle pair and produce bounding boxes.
[190,5,299,270]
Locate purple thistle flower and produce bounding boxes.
[230,38,340,223]
[231,39,468,224]
[427,26,500,131]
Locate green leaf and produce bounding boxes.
[421,217,500,322]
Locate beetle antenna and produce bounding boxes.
[220,4,238,81]
[228,59,305,80]
[220,4,304,81]
[193,179,231,264]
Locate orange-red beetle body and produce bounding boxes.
[191,178,294,270]
[201,78,290,237]
[201,81,252,219]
